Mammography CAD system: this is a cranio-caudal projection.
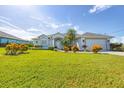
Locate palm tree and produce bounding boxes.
[61,37,70,47]
[66,28,76,45]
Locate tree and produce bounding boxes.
[66,28,76,45]
[61,28,77,51]
[61,37,70,46]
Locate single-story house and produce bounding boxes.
[32,32,113,51]
[0,31,29,46]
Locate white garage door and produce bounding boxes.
[86,39,107,51]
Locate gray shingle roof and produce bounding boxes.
[32,32,113,40]
[0,31,24,41]
[82,32,113,38]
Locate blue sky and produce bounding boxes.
[0,5,124,42]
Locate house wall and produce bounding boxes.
[32,34,111,51]
[76,38,83,50]
[0,37,29,47]
[48,39,54,47]
[33,35,49,49]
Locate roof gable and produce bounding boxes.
[38,34,48,39]
[51,32,65,38]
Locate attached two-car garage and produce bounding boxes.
[86,38,109,51]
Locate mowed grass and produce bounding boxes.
[0,48,124,88]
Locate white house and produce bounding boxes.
[32,32,113,51]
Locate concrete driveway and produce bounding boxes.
[58,50,124,56]
[100,51,124,56]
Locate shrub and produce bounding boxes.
[31,45,42,50]
[48,46,54,50]
[5,43,19,55]
[64,46,70,52]
[27,44,34,47]
[82,44,87,51]
[110,43,122,51]
[19,44,28,53]
[92,44,102,53]
[110,43,124,52]
[120,45,124,52]
[5,43,28,55]
[114,45,124,52]
[71,45,79,53]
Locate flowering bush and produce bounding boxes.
[19,44,28,53]
[5,43,28,55]
[71,45,79,53]
[64,46,70,52]
[92,44,102,53]
[5,43,19,55]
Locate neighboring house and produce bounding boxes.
[32,32,113,51]
[0,31,29,46]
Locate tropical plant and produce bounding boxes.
[61,28,77,51]
[82,44,87,51]
[63,46,70,52]
[71,45,79,53]
[92,44,102,53]
[61,38,70,47]
[66,28,76,45]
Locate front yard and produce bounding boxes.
[0,48,124,87]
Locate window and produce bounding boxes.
[36,41,38,43]
[83,40,85,42]
[41,40,47,45]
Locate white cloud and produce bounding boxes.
[72,25,84,34]
[61,23,72,27]
[29,15,85,36]
[89,5,112,14]
[0,26,35,40]
[0,15,85,40]
[0,18,20,29]
[0,16,11,21]
[30,15,74,32]
[50,23,59,29]
[27,27,49,35]
[0,17,35,40]
[73,25,79,30]
[111,36,124,44]
[30,16,43,21]
[27,27,41,32]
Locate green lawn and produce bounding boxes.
[0,48,124,88]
